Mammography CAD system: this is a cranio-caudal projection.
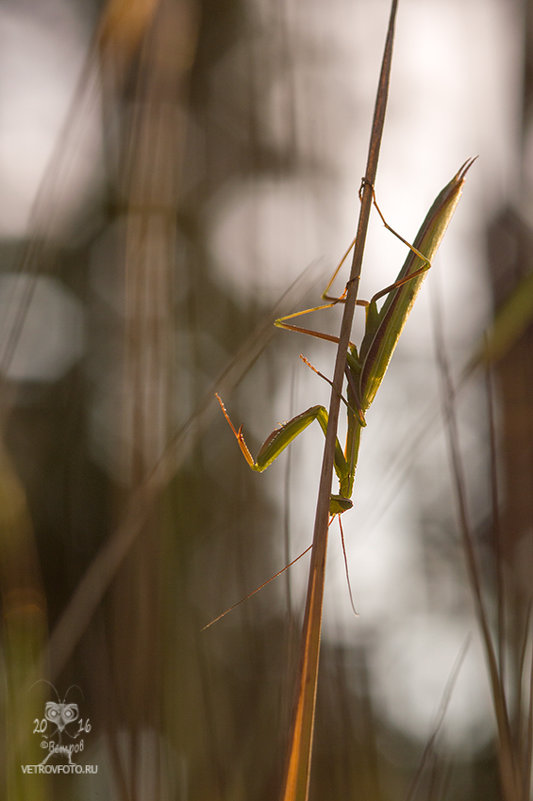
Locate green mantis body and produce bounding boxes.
[217,158,475,517]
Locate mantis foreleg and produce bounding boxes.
[215,393,353,513]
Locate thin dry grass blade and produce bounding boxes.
[0,0,162,390]
[406,638,469,801]
[517,604,533,725]
[42,262,316,679]
[431,288,521,801]
[520,636,533,801]
[280,2,399,799]
[485,359,506,679]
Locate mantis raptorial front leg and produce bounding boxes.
[209,159,475,627]
[215,393,353,514]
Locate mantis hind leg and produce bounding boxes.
[276,180,432,345]
[274,258,429,350]
[299,354,364,426]
[274,223,367,342]
[321,235,356,302]
[338,513,357,616]
[360,178,432,304]
[274,298,366,350]
[202,511,355,630]
[323,177,431,303]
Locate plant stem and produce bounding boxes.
[279,2,399,799]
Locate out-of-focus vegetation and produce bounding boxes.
[0,1,531,799]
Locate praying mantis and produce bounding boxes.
[204,159,475,629]
[216,158,475,518]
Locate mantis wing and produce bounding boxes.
[359,158,476,410]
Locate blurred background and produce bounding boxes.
[0,0,531,798]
